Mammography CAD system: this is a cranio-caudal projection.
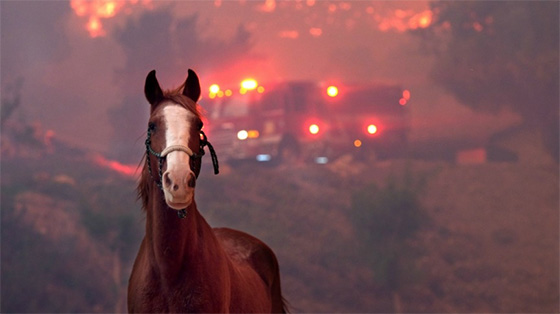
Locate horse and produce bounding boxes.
[127,69,288,313]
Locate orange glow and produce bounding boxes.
[279,30,299,39]
[309,124,320,135]
[247,130,260,138]
[402,89,411,100]
[70,0,151,38]
[71,0,88,16]
[367,124,378,135]
[376,8,433,32]
[339,2,351,11]
[257,86,265,93]
[309,27,323,37]
[259,0,276,12]
[472,22,484,32]
[225,89,233,97]
[395,9,408,19]
[412,10,433,29]
[92,154,138,177]
[97,1,117,17]
[87,17,105,37]
[354,139,362,148]
[326,86,339,97]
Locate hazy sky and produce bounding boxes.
[1,1,514,158]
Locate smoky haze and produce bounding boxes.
[2,0,472,161]
[109,8,254,161]
[1,1,558,313]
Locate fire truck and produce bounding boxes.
[200,79,410,164]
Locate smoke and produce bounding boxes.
[107,7,253,162]
[1,1,71,77]
[1,1,441,159]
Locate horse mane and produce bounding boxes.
[137,160,150,212]
[137,84,203,211]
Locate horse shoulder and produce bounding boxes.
[213,227,280,287]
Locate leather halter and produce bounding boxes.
[145,125,219,218]
[160,145,196,158]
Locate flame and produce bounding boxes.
[279,30,299,39]
[70,0,151,38]
[92,154,139,177]
[44,129,56,149]
[409,10,433,30]
[309,27,322,37]
[375,8,433,32]
[86,16,105,37]
[472,21,484,32]
[258,0,276,12]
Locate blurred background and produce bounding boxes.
[1,1,558,312]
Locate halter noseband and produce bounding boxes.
[145,126,219,218]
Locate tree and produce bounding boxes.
[413,2,559,161]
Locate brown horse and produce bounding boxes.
[128,69,287,313]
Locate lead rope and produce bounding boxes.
[200,130,219,175]
[145,128,219,219]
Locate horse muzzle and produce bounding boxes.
[161,153,197,210]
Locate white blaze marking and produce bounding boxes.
[160,103,197,208]
[162,104,191,150]
[162,104,196,172]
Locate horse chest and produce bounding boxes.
[131,273,226,313]
[129,251,233,313]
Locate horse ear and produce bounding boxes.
[145,70,164,106]
[182,69,201,102]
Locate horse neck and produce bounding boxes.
[144,184,224,284]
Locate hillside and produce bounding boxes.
[1,132,558,312]
[197,159,559,312]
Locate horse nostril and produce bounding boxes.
[187,173,196,188]
[164,171,192,191]
[163,172,173,189]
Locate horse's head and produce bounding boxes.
[143,69,208,211]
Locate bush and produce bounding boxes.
[350,171,429,295]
